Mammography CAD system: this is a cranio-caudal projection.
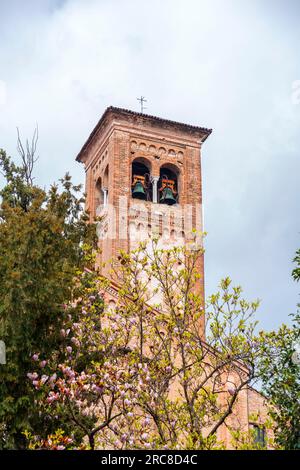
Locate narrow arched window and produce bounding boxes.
[95,177,103,216]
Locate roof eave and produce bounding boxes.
[76,106,212,163]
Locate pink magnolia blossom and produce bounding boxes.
[27,372,38,380]
[71,337,80,347]
[41,375,49,384]
[46,392,59,404]
[227,383,236,396]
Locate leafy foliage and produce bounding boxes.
[0,148,96,448]
[260,315,300,449]
[259,249,300,449]
[292,248,300,283]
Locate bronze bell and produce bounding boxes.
[132,180,146,200]
[160,186,177,205]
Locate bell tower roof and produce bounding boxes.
[76,106,212,163]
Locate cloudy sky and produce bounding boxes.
[0,0,299,331]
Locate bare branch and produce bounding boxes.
[16,125,39,185]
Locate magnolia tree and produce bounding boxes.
[26,240,279,450]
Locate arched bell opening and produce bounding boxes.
[159,164,179,205]
[131,158,152,201]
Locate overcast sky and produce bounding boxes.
[0,0,299,331]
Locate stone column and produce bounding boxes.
[151,176,159,203]
[102,188,108,206]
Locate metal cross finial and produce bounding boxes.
[137,96,147,113]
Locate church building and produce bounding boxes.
[76,106,271,448]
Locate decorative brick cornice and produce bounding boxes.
[76,106,212,163]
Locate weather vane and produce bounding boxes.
[137,96,147,113]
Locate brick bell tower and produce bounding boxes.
[76,107,212,315]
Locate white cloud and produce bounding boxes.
[291,80,300,105]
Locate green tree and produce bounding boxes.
[0,147,96,449]
[259,249,300,450]
[260,315,300,449]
